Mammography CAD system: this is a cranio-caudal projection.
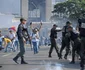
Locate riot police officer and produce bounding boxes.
[13,18,30,64]
[78,19,85,70]
[48,24,61,58]
[66,26,81,64]
[59,21,72,59]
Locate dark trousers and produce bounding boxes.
[80,37,85,68]
[71,38,81,62]
[60,37,70,57]
[16,38,25,57]
[49,38,59,56]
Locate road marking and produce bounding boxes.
[32,61,64,70]
[2,53,11,57]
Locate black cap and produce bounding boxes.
[20,18,26,22]
[66,21,71,24]
[53,24,58,27]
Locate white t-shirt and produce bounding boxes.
[9,33,15,40]
[32,33,39,42]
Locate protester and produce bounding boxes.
[2,36,14,52]
[8,30,16,51]
[30,22,42,50]
[31,29,40,54]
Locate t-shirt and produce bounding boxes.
[9,33,15,40]
[4,38,11,43]
[32,33,39,42]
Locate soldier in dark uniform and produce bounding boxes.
[59,21,71,59]
[66,26,81,64]
[78,19,85,70]
[13,18,30,64]
[48,24,61,58]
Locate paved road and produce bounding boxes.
[0,46,81,70]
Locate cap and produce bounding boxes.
[66,21,71,24]
[53,24,58,27]
[20,18,26,22]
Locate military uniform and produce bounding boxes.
[13,18,30,64]
[67,28,81,64]
[78,19,85,70]
[49,25,61,58]
[59,25,70,59]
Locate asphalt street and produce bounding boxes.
[0,46,81,70]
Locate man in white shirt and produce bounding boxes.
[8,30,16,51]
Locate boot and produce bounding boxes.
[64,55,67,60]
[59,54,62,59]
[48,55,52,58]
[13,55,19,64]
[81,67,84,70]
[48,53,52,58]
[69,61,75,64]
[21,56,28,64]
[0,66,2,68]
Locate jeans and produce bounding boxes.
[32,42,38,54]
[0,42,2,48]
[5,43,14,52]
[15,41,19,50]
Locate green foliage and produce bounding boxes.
[53,0,85,19]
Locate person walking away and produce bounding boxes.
[48,24,61,58]
[13,18,30,64]
[31,29,40,54]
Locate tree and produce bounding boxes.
[53,0,85,19]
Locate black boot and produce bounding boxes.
[64,55,67,60]
[70,61,75,64]
[48,55,52,58]
[13,56,19,64]
[48,53,52,58]
[0,66,2,68]
[21,56,28,64]
[81,67,84,70]
[59,54,62,59]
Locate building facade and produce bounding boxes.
[28,0,52,22]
